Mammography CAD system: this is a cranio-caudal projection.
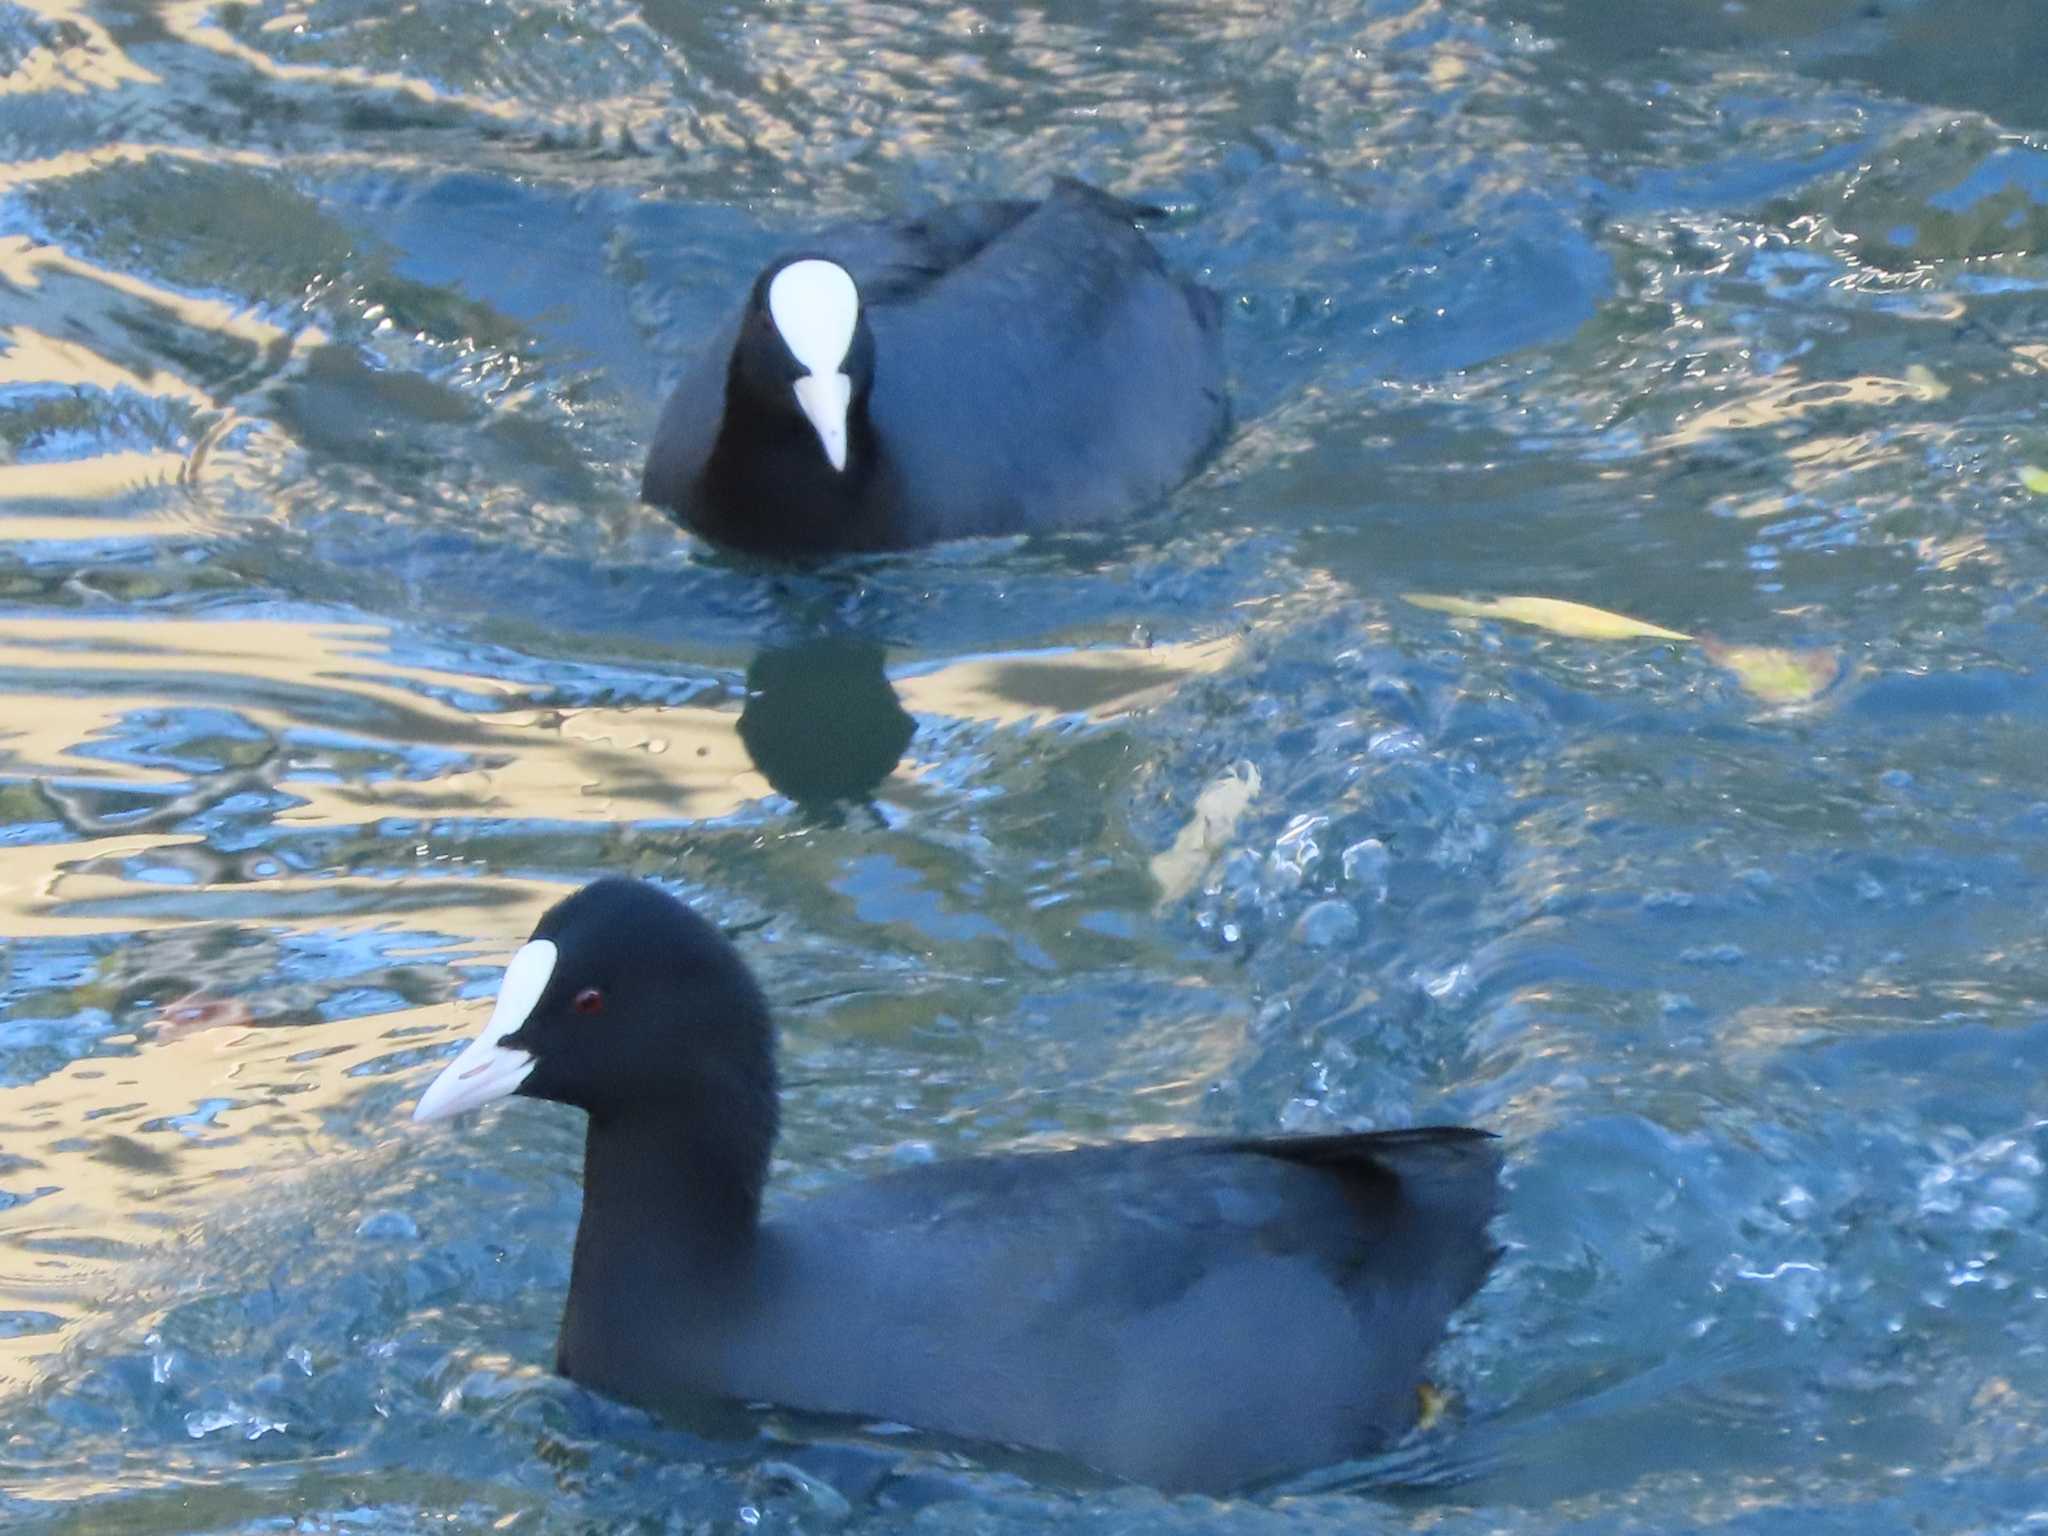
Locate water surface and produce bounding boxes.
[3,1,2048,1531]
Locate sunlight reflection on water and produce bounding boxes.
[2,0,2048,1530]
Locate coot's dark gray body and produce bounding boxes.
[640,181,1229,556]
[561,1127,1499,1493]
[414,879,1499,1494]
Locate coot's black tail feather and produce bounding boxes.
[1223,1128,1500,1222]
[1233,1127,1503,1304]
[1232,1125,1500,1168]
[833,198,1040,302]
[1181,276,1225,332]
[1049,175,1173,224]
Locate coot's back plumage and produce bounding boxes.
[640,181,1229,555]
[413,878,1500,1494]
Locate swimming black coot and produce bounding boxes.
[639,180,1228,556]
[413,878,1498,1493]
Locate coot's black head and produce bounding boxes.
[729,256,877,477]
[413,878,777,1132]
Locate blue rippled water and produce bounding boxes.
[2,1,2047,1531]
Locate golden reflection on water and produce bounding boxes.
[0,325,215,408]
[155,1,525,122]
[0,515,176,541]
[0,1,160,98]
[0,451,193,504]
[0,236,328,359]
[0,609,1240,886]
[896,635,1240,727]
[0,142,278,196]
[0,993,446,1393]
[0,229,328,499]
[0,616,1246,930]
[1664,366,1951,446]
[0,451,202,548]
[0,618,763,938]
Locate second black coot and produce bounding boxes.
[413,878,1500,1493]
[640,180,1229,556]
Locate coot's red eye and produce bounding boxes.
[573,987,605,1016]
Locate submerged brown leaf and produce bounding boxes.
[153,990,258,1042]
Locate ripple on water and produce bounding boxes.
[4,0,2048,1530]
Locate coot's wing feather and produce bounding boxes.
[1044,175,1171,223]
[640,307,741,512]
[811,197,1040,303]
[759,1129,1498,1491]
[816,184,1159,300]
[1220,1127,1504,1313]
[804,1127,1497,1292]
[863,181,1227,540]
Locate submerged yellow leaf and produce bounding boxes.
[2021,465,2048,496]
[1416,1381,1452,1433]
[1699,639,1841,705]
[1903,364,1950,401]
[1151,761,1261,905]
[1403,593,1693,642]
[1403,590,1840,708]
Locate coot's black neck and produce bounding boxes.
[567,1101,769,1299]
[697,372,883,556]
[581,1084,770,1233]
[555,1105,768,1384]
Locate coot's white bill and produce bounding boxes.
[792,371,852,472]
[413,939,557,1122]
